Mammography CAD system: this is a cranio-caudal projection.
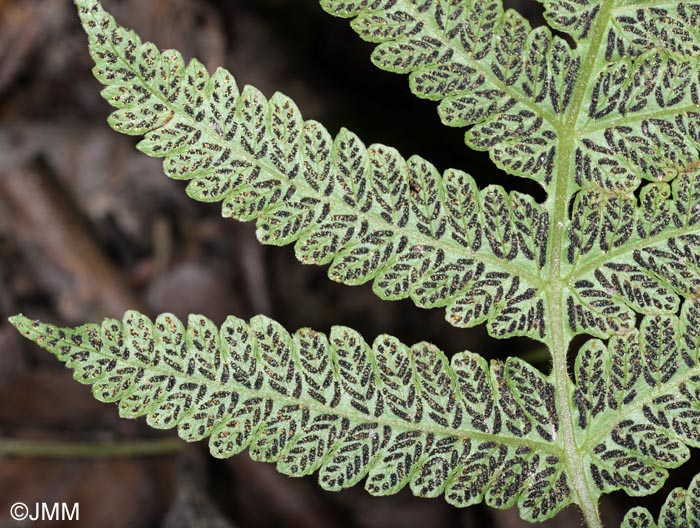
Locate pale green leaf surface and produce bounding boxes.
[16,303,700,522]
[75,0,548,341]
[320,0,700,342]
[320,0,577,186]
[575,1,700,192]
[10,313,569,522]
[566,168,700,337]
[19,0,700,526]
[621,473,700,528]
[322,1,700,194]
[574,301,700,498]
[535,0,601,41]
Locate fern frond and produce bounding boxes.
[565,168,700,337]
[20,0,700,525]
[10,313,570,522]
[320,0,578,186]
[74,0,548,340]
[536,0,601,41]
[574,302,700,498]
[607,3,700,60]
[576,2,700,192]
[324,1,700,196]
[621,473,700,528]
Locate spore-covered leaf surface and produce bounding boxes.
[13,1,700,526]
[11,312,570,522]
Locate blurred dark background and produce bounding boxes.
[0,0,659,526]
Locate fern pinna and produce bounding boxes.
[11,0,700,526]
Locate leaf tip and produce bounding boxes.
[8,314,31,333]
[8,314,47,345]
[73,0,96,12]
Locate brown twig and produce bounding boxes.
[0,435,184,458]
[0,157,147,319]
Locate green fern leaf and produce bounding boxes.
[556,2,700,337]
[536,0,601,41]
[318,0,700,346]
[566,167,700,337]
[621,473,700,528]
[75,0,547,340]
[10,312,570,522]
[13,0,700,526]
[323,1,700,194]
[574,2,700,192]
[607,3,700,59]
[574,301,700,498]
[320,0,576,186]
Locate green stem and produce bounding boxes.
[545,1,617,526]
[548,298,602,528]
[0,435,184,458]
